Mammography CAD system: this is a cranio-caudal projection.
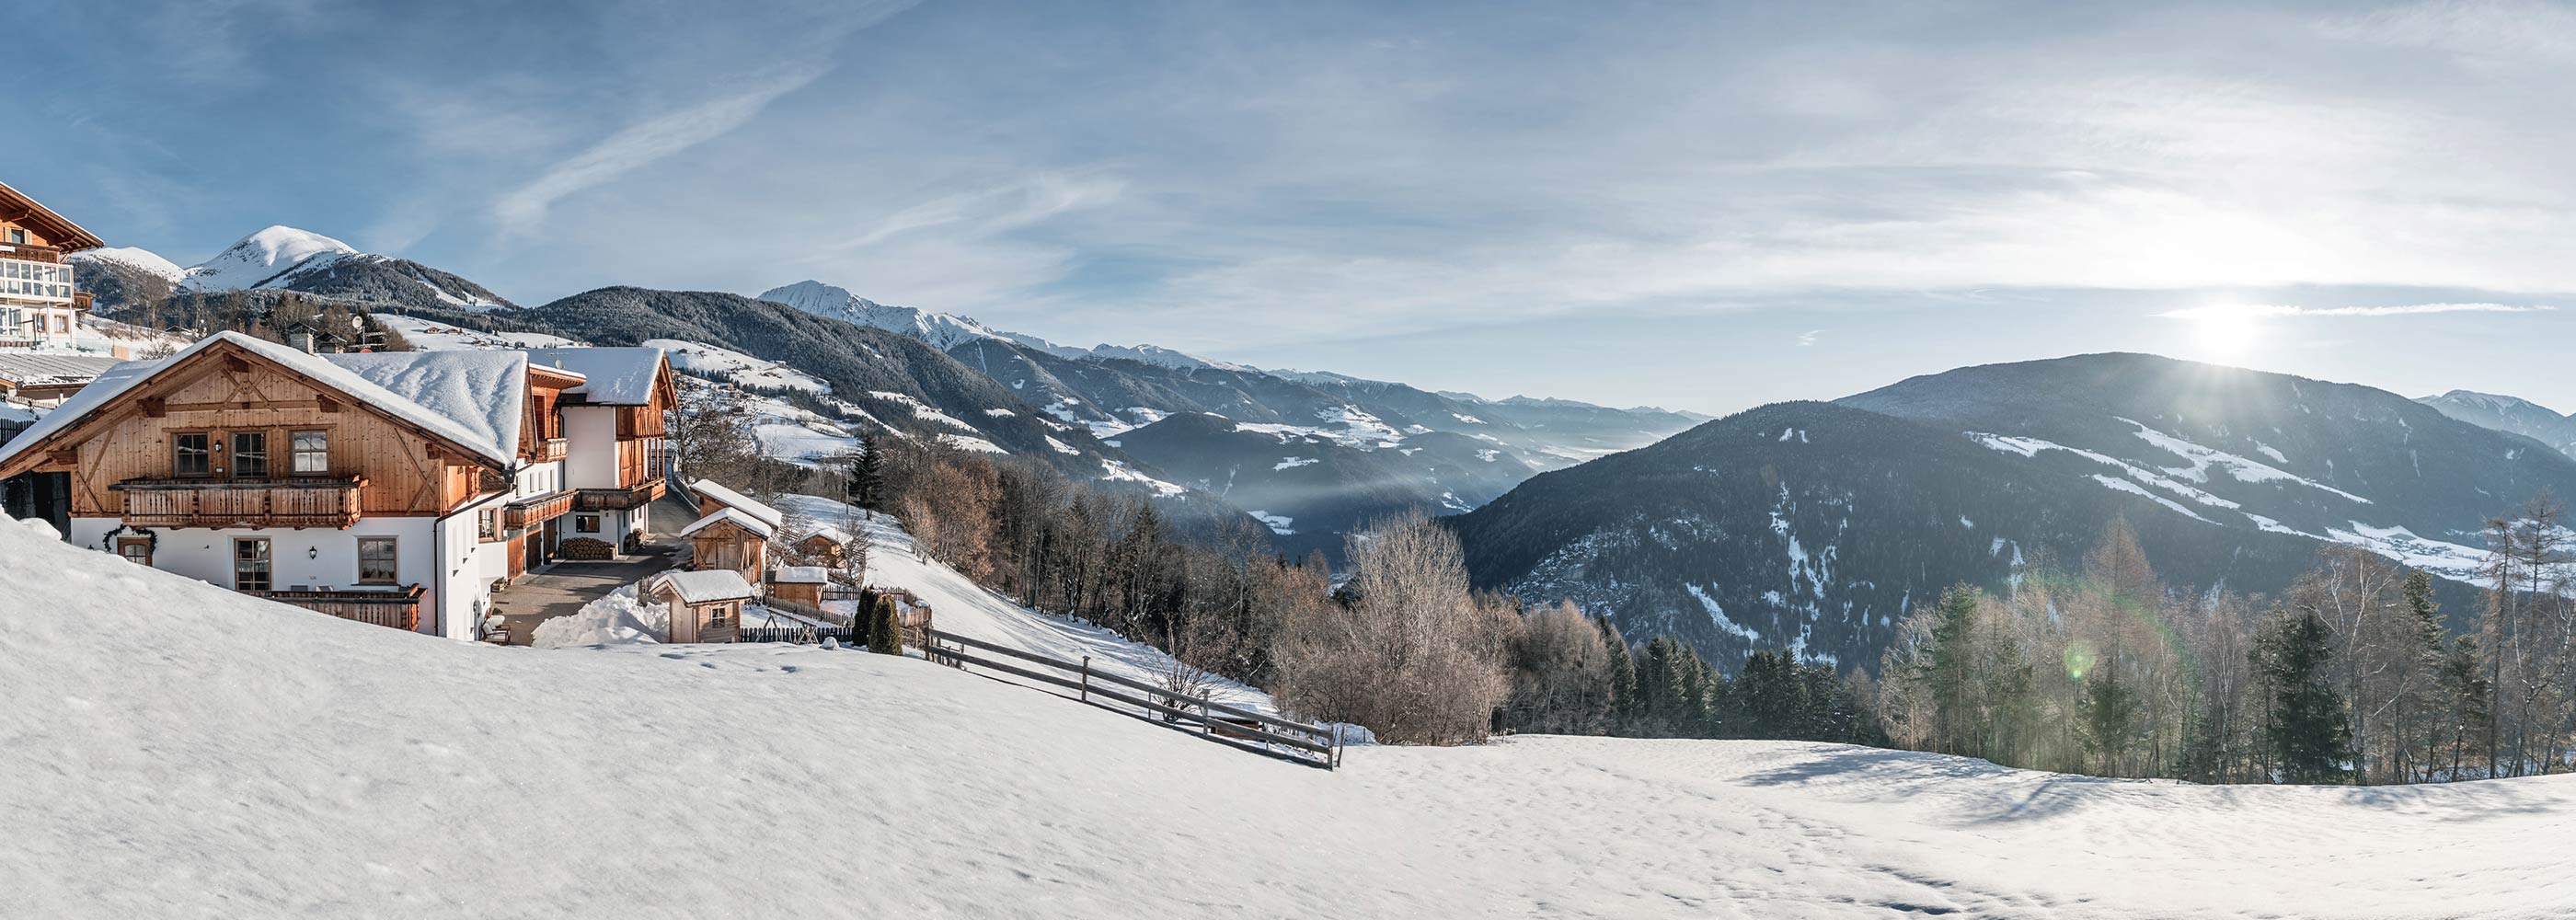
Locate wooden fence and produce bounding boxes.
[919,628,1342,770]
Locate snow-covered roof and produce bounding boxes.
[680,507,776,540]
[0,353,121,387]
[645,569,755,604]
[691,479,786,531]
[522,347,666,405]
[325,351,534,466]
[799,524,854,546]
[772,566,830,584]
[0,332,523,472]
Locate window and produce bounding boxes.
[232,431,269,478]
[6,228,22,245]
[174,432,211,477]
[706,602,736,629]
[357,537,397,585]
[233,539,271,592]
[477,509,500,542]
[117,538,152,567]
[575,514,600,534]
[291,430,328,474]
[52,315,68,334]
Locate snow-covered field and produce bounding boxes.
[8,516,2576,918]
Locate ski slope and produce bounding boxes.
[6,516,2576,918]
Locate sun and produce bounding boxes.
[2181,303,2266,365]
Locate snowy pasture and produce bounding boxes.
[6,517,2576,918]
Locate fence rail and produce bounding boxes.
[920,628,1341,770]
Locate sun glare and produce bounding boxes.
[2184,303,2265,364]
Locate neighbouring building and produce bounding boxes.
[0,179,106,354]
[683,477,784,581]
[524,348,675,553]
[0,331,675,638]
[768,565,830,608]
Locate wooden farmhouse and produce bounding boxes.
[0,179,105,354]
[0,332,676,638]
[644,569,753,644]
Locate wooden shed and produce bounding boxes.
[643,569,755,644]
[769,565,830,608]
[679,507,772,580]
[791,524,854,567]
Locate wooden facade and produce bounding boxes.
[687,516,767,580]
[0,344,504,525]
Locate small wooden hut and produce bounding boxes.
[769,566,830,608]
[791,524,855,567]
[644,569,755,644]
[680,508,772,580]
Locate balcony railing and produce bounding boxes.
[244,586,422,631]
[573,478,666,512]
[504,490,575,530]
[111,476,365,529]
[0,243,65,264]
[534,437,569,462]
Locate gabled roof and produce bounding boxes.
[0,179,107,252]
[690,479,785,532]
[644,569,755,604]
[0,332,524,477]
[798,524,854,546]
[680,507,776,540]
[325,351,535,466]
[522,347,672,406]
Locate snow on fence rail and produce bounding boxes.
[920,628,1342,771]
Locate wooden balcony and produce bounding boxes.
[574,477,666,512]
[534,437,569,462]
[111,476,365,529]
[0,243,64,264]
[504,490,575,530]
[244,585,422,631]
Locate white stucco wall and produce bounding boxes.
[436,494,512,640]
[69,516,439,623]
[512,460,564,499]
[563,407,620,490]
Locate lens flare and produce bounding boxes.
[2064,639,2099,681]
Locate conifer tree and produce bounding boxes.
[850,431,886,512]
[868,596,904,655]
[2255,609,2352,784]
[2076,665,2137,776]
[1924,583,1983,754]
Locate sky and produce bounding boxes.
[13,0,2576,416]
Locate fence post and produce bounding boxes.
[1079,656,1090,704]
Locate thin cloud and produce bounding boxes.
[495,63,830,235]
[2157,303,2558,320]
[1797,329,1823,346]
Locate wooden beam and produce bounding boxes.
[140,397,166,419]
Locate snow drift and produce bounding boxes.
[6,516,2576,918]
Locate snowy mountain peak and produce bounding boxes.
[185,225,361,292]
[1084,342,1250,373]
[65,246,187,283]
